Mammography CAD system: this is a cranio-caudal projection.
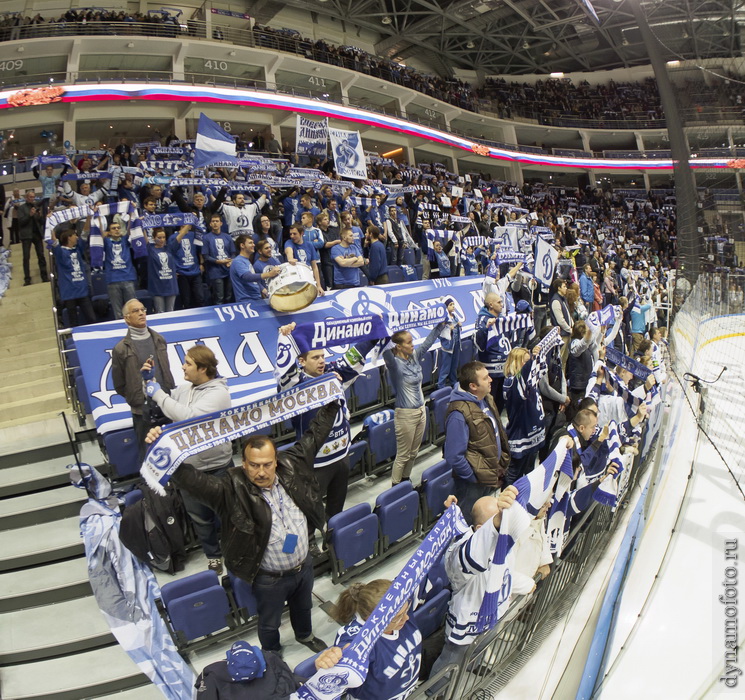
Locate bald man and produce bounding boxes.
[428,486,519,688]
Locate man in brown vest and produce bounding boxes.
[444,361,511,525]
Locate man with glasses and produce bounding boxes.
[102,218,138,319]
[112,298,175,460]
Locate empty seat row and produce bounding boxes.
[327,461,454,584]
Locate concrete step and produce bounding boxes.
[0,390,69,425]
[0,346,59,371]
[0,517,83,572]
[0,558,91,613]
[0,644,151,700]
[0,328,57,352]
[0,437,102,491]
[3,362,61,385]
[89,684,164,700]
[0,374,66,398]
[0,596,114,664]
[0,485,86,530]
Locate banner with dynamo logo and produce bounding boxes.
[72,278,486,435]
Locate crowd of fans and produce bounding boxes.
[1,133,677,698]
[0,9,682,126]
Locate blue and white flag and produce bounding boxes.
[194,113,238,169]
[296,115,329,158]
[535,235,558,288]
[329,127,367,180]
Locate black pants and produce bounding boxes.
[63,296,96,326]
[9,219,19,245]
[311,456,349,533]
[177,273,204,308]
[490,375,506,414]
[22,235,47,283]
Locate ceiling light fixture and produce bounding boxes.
[382,16,392,24]
[466,40,475,49]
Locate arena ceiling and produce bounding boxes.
[249,0,744,76]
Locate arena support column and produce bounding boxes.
[630,0,701,282]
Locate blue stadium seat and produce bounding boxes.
[226,571,258,622]
[90,271,107,297]
[74,369,92,415]
[347,439,369,482]
[159,570,235,646]
[421,350,436,392]
[414,264,423,280]
[122,488,143,509]
[420,460,454,524]
[327,503,379,583]
[367,413,397,476]
[402,248,417,266]
[386,265,405,284]
[420,409,431,448]
[351,367,384,415]
[103,428,140,478]
[430,388,451,446]
[459,336,475,367]
[294,653,322,678]
[374,482,421,552]
[136,289,154,314]
[412,588,451,639]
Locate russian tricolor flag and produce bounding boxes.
[194,112,238,168]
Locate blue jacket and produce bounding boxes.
[367,240,387,279]
[579,272,594,304]
[630,303,651,334]
[444,386,501,482]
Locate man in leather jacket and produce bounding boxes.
[166,400,340,658]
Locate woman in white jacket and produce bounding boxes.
[144,344,233,575]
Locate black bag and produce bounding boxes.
[119,483,189,574]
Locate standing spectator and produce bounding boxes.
[171,185,227,230]
[147,228,179,314]
[230,234,280,302]
[169,224,204,309]
[444,361,510,523]
[221,191,267,238]
[566,320,599,409]
[630,298,652,353]
[502,346,548,485]
[437,298,462,389]
[549,278,572,362]
[102,219,138,319]
[383,206,405,265]
[143,345,232,574]
[331,227,364,289]
[428,487,519,686]
[160,402,342,656]
[17,189,48,286]
[201,213,235,305]
[49,224,95,326]
[112,298,175,460]
[3,187,22,246]
[383,320,446,485]
[284,224,325,295]
[366,226,388,284]
[579,264,594,308]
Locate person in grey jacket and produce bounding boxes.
[144,344,232,574]
[383,320,446,485]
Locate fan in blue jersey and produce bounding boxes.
[276,322,379,554]
[147,228,179,313]
[284,223,325,295]
[101,218,138,320]
[502,345,549,485]
[49,224,96,326]
[201,213,235,305]
[168,223,204,309]
[322,579,422,700]
[253,238,282,294]
[230,234,280,302]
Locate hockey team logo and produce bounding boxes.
[236,214,250,228]
[333,133,361,171]
[149,446,172,471]
[315,670,349,693]
[541,248,554,280]
[331,287,390,319]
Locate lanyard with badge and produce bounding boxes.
[263,485,298,554]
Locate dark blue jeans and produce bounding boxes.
[454,478,494,526]
[252,554,314,652]
[179,465,228,559]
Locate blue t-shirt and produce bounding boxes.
[230,254,264,302]
[168,231,201,276]
[201,232,235,280]
[368,239,388,280]
[103,235,137,284]
[284,239,318,266]
[147,244,179,297]
[53,240,89,300]
[331,242,362,287]
[335,617,422,700]
[254,256,280,292]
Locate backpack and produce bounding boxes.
[119,483,190,574]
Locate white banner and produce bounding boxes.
[535,235,559,288]
[329,127,367,180]
[295,115,328,157]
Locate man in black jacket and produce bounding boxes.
[163,400,339,658]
